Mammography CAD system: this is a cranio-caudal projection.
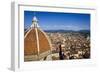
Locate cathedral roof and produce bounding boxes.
[24,28,51,55]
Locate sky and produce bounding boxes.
[24,11,90,31]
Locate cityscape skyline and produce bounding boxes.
[24,11,90,31]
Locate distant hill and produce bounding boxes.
[44,29,90,33]
[78,30,90,38]
[24,28,90,37]
[25,28,90,33]
[44,29,90,38]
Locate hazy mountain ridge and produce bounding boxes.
[44,29,90,33]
